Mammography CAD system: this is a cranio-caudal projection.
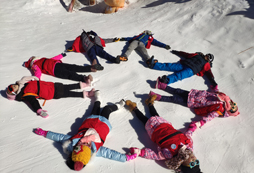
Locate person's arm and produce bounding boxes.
[18,76,39,85]
[50,53,66,61]
[151,38,168,49]
[96,146,136,162]
[31,65,42,79]
[171,50,197,58]
[23,95,41,112]
[141,147,169,160]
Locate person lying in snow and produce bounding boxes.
[24,53,97,82]
[147,50,218,90]
[34,91,137,171]
[148,79,239,128]
[116,30,171,64]
[67,30,123,70]
[6,76,95,118]
[124,96,202,173]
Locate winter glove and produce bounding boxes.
[61,53,66,57]
[120,38,126,41]
[79,134,96,144]
[129,147,145,157]
[188,121,205,132]
[171,50,179,55]
[126,153,137,161]
[210,85,219,92]
[37,109,49,118]
[113,37,120,42]
[165,45,171,50]
[34,128,48,137]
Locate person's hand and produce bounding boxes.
[34,128,48,137]
[37,109,49,118]
[113,37,120,42]
[126,153,137,161]
[165,45,171,50]
[61,53,66,57]
[129,147,145,157]
[120,38,125,41]
[210,85,219,92]
[171,50,178,54]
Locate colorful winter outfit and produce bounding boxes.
[150,79,240,128]
[6,76,95,118]
[24,53,94,82]
[34,97,136,171]
[125,97,202,173]
[151,50,217,89]
[118,30,171,61]
[68,30,121,68]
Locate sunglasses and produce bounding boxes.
[8,85,16,95]
[189,159,200,169]
[230,102,237,113]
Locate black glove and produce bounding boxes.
[120,38,126,41]
[165,45,171,50]
[113,37,120,42]
[61,53,67,57]
[171,50,178,54]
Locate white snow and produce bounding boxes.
[0,0,254,173]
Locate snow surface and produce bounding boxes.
[0,0,254,173]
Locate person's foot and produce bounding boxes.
[91,59,104,71]
[94,90,100,101]
[159,75,169,84]
[146,56,158,68]
[89,0,96,6]
[125,100,137,111]
[149,91,161,101]
[116,99,125,109]
[66,47,73,52]
[145,95,157,105]
[116,56,128,62]
[155,77,167,90]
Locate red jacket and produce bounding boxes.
[23,81,55,100]
[70,117,110,150]
[194,103,225,116]
[33,58,61,76]
[151,123,191,156]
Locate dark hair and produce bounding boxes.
[179,165,202,173]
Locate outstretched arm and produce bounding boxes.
[50,53,66,61]
[171,50,197,58]
[31,65,42,79]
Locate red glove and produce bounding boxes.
[129,147,145,157]
[34,128,48,137]
[126,153,137,161]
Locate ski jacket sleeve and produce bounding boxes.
[96,146,127,162]
[50,54,64,61]
[46,131,72,142]
[31,64,42,79]
[175,51,197,59]
[151,38,167,48]
[142,146,172,160]
[18,76,39,85]
[22,95,42,112]
[103,38,115,44]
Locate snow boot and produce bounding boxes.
[155,77,167,90]
[89,0,96,6]
[116,55,128,62]
[94,90,101,102]
[145,95,157,105]
[159,75,169,84]
[83,88,95,98]
[146,56,158,68]
[80,81,90,89]
[125,100,137,111]
[116,99,125,109]
[149,91,161,101]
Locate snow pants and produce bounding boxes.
[87,45,116,65]
[153,62,194,84]
[123,40,150,60]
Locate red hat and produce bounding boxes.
[24,57,34,68]
[74,161,84,171]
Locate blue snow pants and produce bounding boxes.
[153,62,194,84]
[87,45,116,65]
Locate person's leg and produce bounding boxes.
[95,46,116,63]
[123,40,139,58]
[57,63,91,72]
[136,42,150,60]
[54,64,86,82]
[153,62,184,71]
[166,67,194,84]
[91,101,101,115]
[61,83,83,98]
[148,104,160,117]
[87,46,100,65]
[100,104,118,119]
[133,108,149,125]
[160,95,188,107]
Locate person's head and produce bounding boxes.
[165,147,202,173]
[143,30,153,36]
[204,53,214,63]
[6,84,19,100]
[24,56,38,68]
[71,145,91,171]
[227,100,239,116]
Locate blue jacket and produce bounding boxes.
[125,33,166,48]
[45,115,127,162]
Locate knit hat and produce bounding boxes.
[72,145,91,171]
[24,56,40,68]
[206,53,214,62]
[165,146,192,170]
[6,85,16,100]
[143,30,153,35]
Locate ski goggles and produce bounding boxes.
[189,159,200,169]
[7,85,16,95]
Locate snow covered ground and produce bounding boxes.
[0,0,254,172]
